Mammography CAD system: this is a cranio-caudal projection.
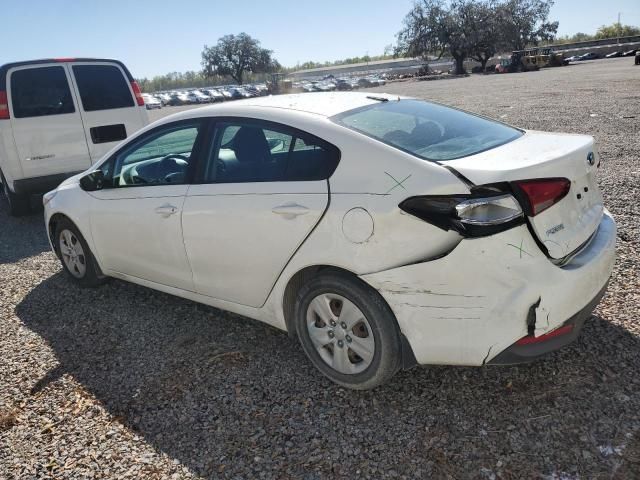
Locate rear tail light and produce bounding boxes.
[0,91,9,119]
[131,81,145,107]
[399,193,523,237]
[513,178,570,216]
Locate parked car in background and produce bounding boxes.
[605,51,622,58]
[187,90,211,104]
[243,85,261,97]
[218,88,233,100]
[43,92,615,389]
[0,57,149,215]
[142,93,162,110]
[579,52,598,61]
[357,78,373,88]
[335,79,353,91]
[168,92,190,106]
[566,55,581,62]
[623,49,638,57]
[228,87,251,99]
[156,92,171,106]
[204,89,225,102]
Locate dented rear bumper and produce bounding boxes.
[488,281,608,364]
[361,210,616,366]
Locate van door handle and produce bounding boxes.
[272,203,309,219]
[155,204,179,217]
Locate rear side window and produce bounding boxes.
[10,66,75,118]
[204,120,340,183]
[72,64,134,111]
[332,99,522,161]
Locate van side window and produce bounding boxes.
[72,65,135,112]
[10,66,75,118]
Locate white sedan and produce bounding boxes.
[43,93,616,389]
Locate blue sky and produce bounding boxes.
[1,0,639,78]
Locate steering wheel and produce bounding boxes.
[159,154,189,182]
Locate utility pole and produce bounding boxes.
[618,12,621,38]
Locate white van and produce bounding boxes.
[0,58,149,215]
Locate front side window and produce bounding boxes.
[10,66,75,118]
[204,121,340,183]
[332,99,523,161]
[72,64,134,111]
[106,122,201,187]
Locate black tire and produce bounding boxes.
[54,217,107,288]
[294,271,402,390]
[1,172,31,216]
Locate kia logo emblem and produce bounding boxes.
[587,152,595,166]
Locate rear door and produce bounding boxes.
[182,119,339,307]
[8,64,91,179]
[69,62,148,163]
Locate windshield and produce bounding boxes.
[332,99,523,161]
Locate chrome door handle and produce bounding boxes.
[155,204,179,217]
[272,203,309,219]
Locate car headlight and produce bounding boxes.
[42,189,58,206]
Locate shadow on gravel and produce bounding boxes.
[0,200,49,264]
[17,273,640,479]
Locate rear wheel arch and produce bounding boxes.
[283,265,349,336]
[282,264,418,370]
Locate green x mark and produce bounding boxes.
[384,172,412,194]
[507,239,533,259]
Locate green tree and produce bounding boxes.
[201,33,279,85]
[595,23,640,39]
[497,0,558,51]
[397,0,498,74]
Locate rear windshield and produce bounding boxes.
[72,64,134,111]
[332,99,522,161]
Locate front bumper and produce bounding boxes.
[362,210,616,366]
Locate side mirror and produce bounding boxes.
[79,170,105,192]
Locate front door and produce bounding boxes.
[89,120,205,290]
[182,119,340,307]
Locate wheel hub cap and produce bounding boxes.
[306,293,375,375]
[59,229,86,279]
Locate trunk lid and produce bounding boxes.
[443,131,604,259]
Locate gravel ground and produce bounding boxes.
[1,57,639,479]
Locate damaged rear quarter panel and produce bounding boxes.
[361,213,616,366]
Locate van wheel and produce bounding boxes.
[1,173,30,216]
[294,271,402,390]
[54,218,107,288]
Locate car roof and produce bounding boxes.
[0,58,135,90]
[202,92,401,118]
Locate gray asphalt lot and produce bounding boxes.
[1,57,639,479]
